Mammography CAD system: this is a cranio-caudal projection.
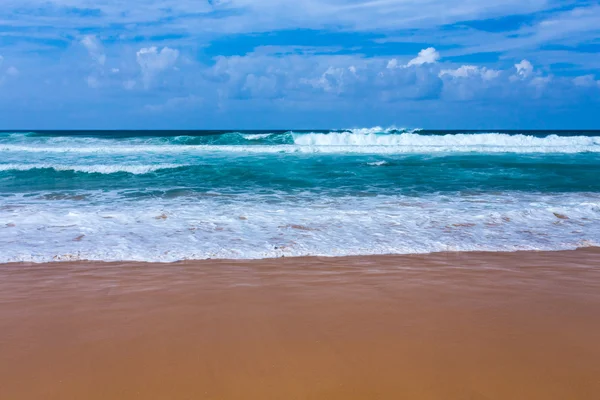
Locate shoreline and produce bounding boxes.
[3,246,600,267]
[1,248,600,399]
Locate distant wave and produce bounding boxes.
[1,131,599,154]
[0,164,184,175]
[337,126,421,135]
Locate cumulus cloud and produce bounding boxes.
[514,60,534,78]
[509,60,552,95]
[209,48,446,102]
[439,66,504,101]
[136,47,180,88]
[209,51,313,100]
[387,47,440,70]
[407,47,440,67]
[203,46,597,107]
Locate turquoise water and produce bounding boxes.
[1,128,600,262]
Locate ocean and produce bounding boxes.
[1,128,599,263]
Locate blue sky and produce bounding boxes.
[0,0,599,129]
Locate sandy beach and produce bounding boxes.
[1,249,599,399]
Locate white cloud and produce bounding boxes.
[439,66,504,101]
[387,48,440,70]
[439,65,500,80]
[515,60,534,78]
[407,47,440,67]
[81,35,106,66]
[136,46,180,87]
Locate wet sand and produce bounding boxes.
[1,249,600,399]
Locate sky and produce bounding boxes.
[0,0,599,129]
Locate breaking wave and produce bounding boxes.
[291,132,600,152]
[1,129,599,154]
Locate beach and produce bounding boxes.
[1,248,599,399]
[3,0,600,395]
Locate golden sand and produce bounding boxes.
[1,249,599,399]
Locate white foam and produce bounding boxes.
[367,161,389,166]
[0,164,184,174]
[1,192,599,263]
[242,133,273,140]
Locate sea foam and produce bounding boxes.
[292,132,600,152]
[1,192,599,263]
